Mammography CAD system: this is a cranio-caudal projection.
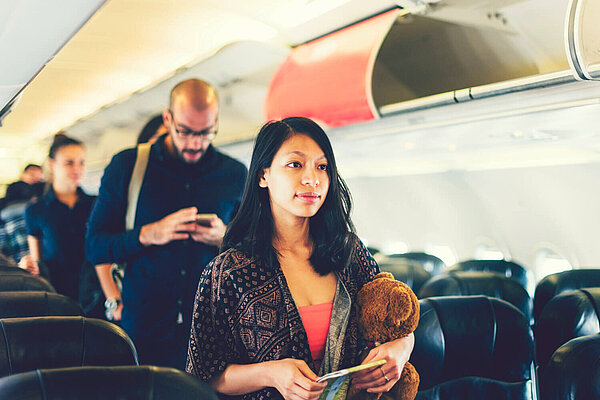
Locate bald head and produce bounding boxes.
[169,79,218,111]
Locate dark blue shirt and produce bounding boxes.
[85,137,247,364]
[25,187,95,299]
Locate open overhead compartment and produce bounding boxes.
[265,0,571,128]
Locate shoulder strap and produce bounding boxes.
[126,142,151,230]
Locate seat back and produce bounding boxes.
[411,296,534,400]
[533,269,600,322]
[535,288,600,371]
[0,266,28,274]
[0,365,219,400]
[539,334,600,400]
[0,317,138,378]
[418,271,533,323]
[0,273,55,292]
[448,260,530,292]
[388,252,446,276]
[379,259,431,295]
[0,291,83,318]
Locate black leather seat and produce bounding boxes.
[379,259,431,295]
[539,334,600,400]
[0,365,219,399]
[0,291,83,318]
[388,252,446,276]
[448,260,530,293]
[0,273,55,292]
[0,316,138,378]
[411,296,535,400]
[0,265,29,274]
[418,271,533,323]
[533,269,600,322]
[535,288,600,372]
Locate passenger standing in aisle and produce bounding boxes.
[23,134,95,300]
[187,117,414,400]
[86,79,247,370]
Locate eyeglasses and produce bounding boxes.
[168,110,217,141]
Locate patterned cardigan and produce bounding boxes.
[186,237,379,400]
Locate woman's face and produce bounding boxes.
[260,133,330,222]
[50,144,85,188]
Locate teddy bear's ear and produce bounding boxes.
[389,286,415,324]
[375,272,395,281]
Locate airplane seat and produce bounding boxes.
[0,316,138,378]
[379,259,432,295]
[387,252,446,276]
[533,269,600,322]
[539,334,600,400]
[0,365,219,400]
[418,271,533,323]
[411,296,535,400]
[447,260,530,293]
[0,273,55,293]
[0,265,29,275]
[535,288,600,373]
[0,291,83,318]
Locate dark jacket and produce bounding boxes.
[25,187,96,299]
[85,137,247,350]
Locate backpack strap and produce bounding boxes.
[126,142,151,231]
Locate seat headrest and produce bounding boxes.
[0,273,55,293]
[0,365,220,400]
[533,269,600,321]
[0,317,138,378]
[535,288,600,370]
[387,253,446,276]
[411,296,534,392]
[448,260,528,291]
[0,291,83,318]
[540,334,600,400]
[379,259,431,294]
[418,271,533,322]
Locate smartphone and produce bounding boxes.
[196,213,217,227]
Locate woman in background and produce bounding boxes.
[24,133,96,304]
[187,117,414,400]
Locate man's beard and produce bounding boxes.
[176,148,204,164]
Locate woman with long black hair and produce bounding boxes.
[187,117,414,400]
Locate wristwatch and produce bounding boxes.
[105,297,122,321]
[105,297,122,310]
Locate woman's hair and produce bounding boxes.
[223,117,355,275]
[48,133,82,159]
[137,114,164,144]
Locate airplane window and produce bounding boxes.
[534,248,573,279]
[425,244,457,267]
[474,242,505,260]
[381,241,409,255]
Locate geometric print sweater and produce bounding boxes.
[186,237,379,400]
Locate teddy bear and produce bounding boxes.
[347,272,420,400]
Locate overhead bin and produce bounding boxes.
[265,6,543,128]
[265,9,401,127]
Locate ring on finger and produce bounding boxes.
[380,367,390,382]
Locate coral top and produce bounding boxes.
[299,302,333,368]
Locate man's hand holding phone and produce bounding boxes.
[190,213,226,247]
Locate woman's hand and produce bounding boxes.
[351,333,415,393]
[18,255,39,275]
[268,358,327,400]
